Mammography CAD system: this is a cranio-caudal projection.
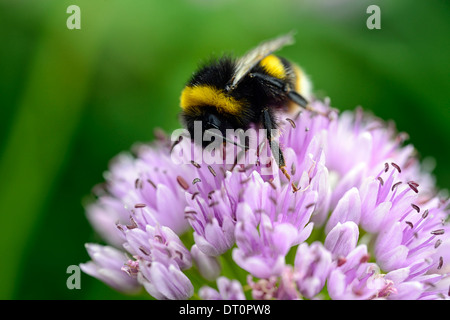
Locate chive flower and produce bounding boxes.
[80,98,449,300]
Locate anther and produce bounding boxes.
[190,160,201,169]
[422,209,429,219]
[391,162,402,173]
[408,181,419,187]
[438,256,443,270]
[305,203,316,209]
[135,203,146,208]
[139,246,150,256]
[337,256,347,267]
[377,176,384,186]
[411,204,420,213]
[360,254,370,264]
[208,165,217,177]
[405,221,414,229]
[286,118,296,129]
[391,181,402,192]
[384,162,389,173]
[191,192,199,200]
[209,201,219,207]
[435,239,442,249]
[431,229,445,236]
[193,178,202,185]
[177,176,190,190]
[407,181,419,193]
[147,179,157,189]
[175,250,184,261]
[170,135,183,153]
[127,216,138,229]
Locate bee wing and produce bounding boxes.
[228,32,295,91]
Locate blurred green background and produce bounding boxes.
[0,0,448,299]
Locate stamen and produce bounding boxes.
[177,176,190,190]
[391,181,402,192]
[422,209,429,219]
[391,162,402,173]
[377,176,384,186]
[135,203,146,208]
[407,181,419,193]
[408,181,419,187]
[437,256,443,270]
[305,203,316,209]
[154,235,164,243]
[337,256,347,267]
[192,178,202,185]
[139,246,150,256]
[170,135,183,153]
[384,162,389,173]
[360,254,370,264]
[147,179,157,189]
[431,229,445,235]
[434,239,442,249]
[190,160,201,169]
[208,165,217,177]
[127,216,138,229]
[285,118,296,129]
[209,201,219,207]
[175,250,184,261]
[411,204,420,213]
[191,192,199,200]
[405,221,414,229]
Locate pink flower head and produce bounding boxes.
[81,98,449,300]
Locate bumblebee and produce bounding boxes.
[180,33,317,191]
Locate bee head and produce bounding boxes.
[181,107,235,148]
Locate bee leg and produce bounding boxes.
[286,91,329,117]
[249,72,329,117]
[261,107,299,192]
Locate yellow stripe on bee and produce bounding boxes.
[292,64,302,92]
[180,85,243,115]
[259,54,286,79]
